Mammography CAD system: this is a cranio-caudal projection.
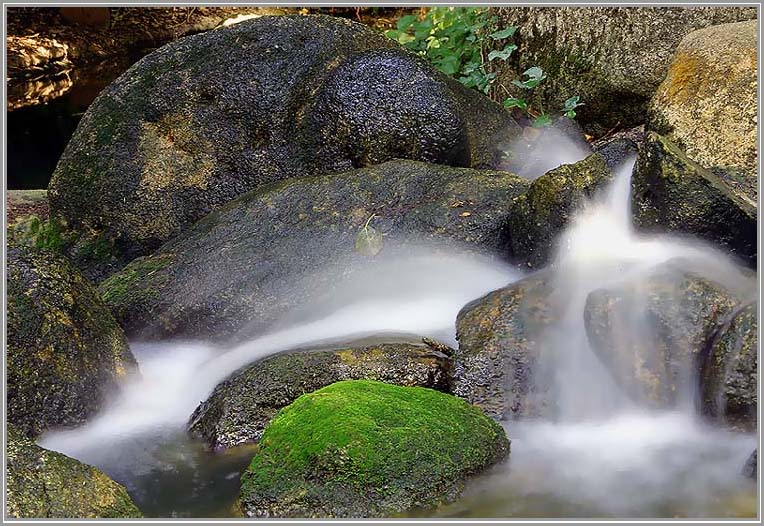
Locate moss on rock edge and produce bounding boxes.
[239,380,509,518]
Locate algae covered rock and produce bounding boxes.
[48,15,519,278]
[7,243,138,437]
[6,425,142,518]
[189,341,452,450]
[700,302,757,431]
[507,153,612,268]
[631,133,757,267]
[238,380,509,518]
[648,20,757,201]
[99,159,529,342]
[488,6,756,135]
[453,272,556,419]
[584,262,748,408]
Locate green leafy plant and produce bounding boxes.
[386,8,582,126]
[385,8,516,94]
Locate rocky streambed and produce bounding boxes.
[6,10,758,519]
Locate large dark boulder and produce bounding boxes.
[507,152,612,268]
[48,15,519,280]
[99,159,530,342]
[7,425,142,518]
[584,262,751,409]
[453,272,556,420]
[7,244,138,438]
[188,341,452,450]
[238,380,509,518]
[631,133,757,267]
[700,302,757,431]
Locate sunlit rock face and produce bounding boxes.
[48,14,519,280]
[648,20,757,203]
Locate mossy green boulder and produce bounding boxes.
[6,425,142,518]
[631,133,757,267]
[700,301,757,431]
[453,272,557,419]
[7,243,138,438]
[99,159,529,342]
[507,152,612,268]
[188,341,452,450]
[584,261,752,408]
[48,14,519,279]
[238,380,509,518]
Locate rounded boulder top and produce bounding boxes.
[49,14,518,279]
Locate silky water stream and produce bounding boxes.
[40,159,758,518]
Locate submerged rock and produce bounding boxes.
[6,425,142,518]
[507,153,612,268]
[453,272,557,419]
[188,341,452,450]
[700,302,757,431]
[631,133,757,267]
[7,243,138,438]
[238,380,509,518]
[488,6,756,135]
[649,21,757,202]
[99,159,529,342]
[742,450,757,480]
[584,262,748,408]
[48,15,519,279]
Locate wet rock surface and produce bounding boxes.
[700,302,757,431]
[6,425,142,518]
[99,159,529,342]
[584,262,749,408]
[238,380,510,518]
[507,153,612,268]
[453,272,556,420]
[48,15,519,279]
[631,133,757,267]
[188,341,452,450]
[7,243,138,438]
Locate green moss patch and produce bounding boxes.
[239,379,509,517]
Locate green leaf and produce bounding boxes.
[533,114,553,127]
[396,33,416,45]
[355,218,384,257]
[512,66,547,89]
[563,95,583,111]
[503,97,528,110]
[489,26,516,39]
[564,110,577,119]
[397,14,418,30]
[488,44,517,62]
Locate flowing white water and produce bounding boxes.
[40,249,521,455]
[39,155,756,518]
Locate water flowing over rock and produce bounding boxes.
[584,262,750,409]
[700,302,757,431]
[47,15,519,280]
[453,272,556,420]
[487,6,756,135]
[7,243,138,438]
[507,152,612,268]
[648,20,757,202]
[99,159,529,342]
[6,425,142,518]
[631,133,757,267]
[238,380,509,518]
[188,341,452,450]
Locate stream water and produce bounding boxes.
[39,155,757,518]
